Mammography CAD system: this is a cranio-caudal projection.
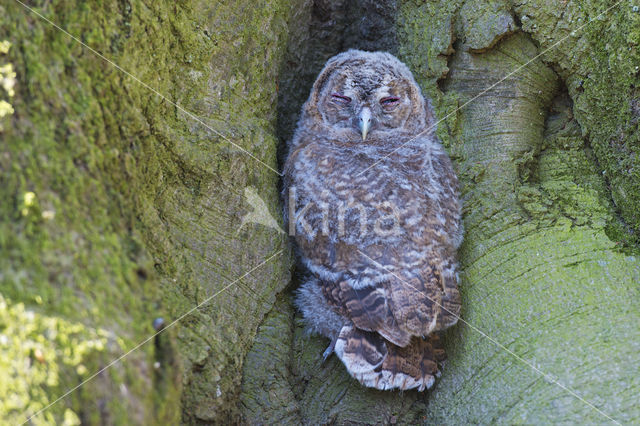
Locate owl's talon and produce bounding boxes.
[322,338,337,362]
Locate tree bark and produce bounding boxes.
[1,0,638,425]
[1,0,295,423]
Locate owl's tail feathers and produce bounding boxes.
[334,325,446,391]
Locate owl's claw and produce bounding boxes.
[322,338,337,362]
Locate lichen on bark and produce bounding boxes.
[511,0,640,240]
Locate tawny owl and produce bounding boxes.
[283,50,462,391]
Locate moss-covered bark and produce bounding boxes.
[425,29,638,426]
[511,0,640,241]
[1,0,296,423]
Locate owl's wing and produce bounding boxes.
[387,259,461,335]
[321,277,413,347]
[378,143,462,335]
[321,254,460,346]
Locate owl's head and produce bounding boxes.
[302,50,434,144]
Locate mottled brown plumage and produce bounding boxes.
[283,50,462,391]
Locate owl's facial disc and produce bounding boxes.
[321,70,414,143]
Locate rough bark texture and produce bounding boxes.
[1,0,295,424]
[1,0,639,424]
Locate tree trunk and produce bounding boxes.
[1,0,295,423]
[1,0,638,424]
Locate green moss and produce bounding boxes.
[0,295,108,424]
[433,224,640,423]
[396,0,463,149]
[518,116,611,230]
[239,294,300,423]
[1,0,297,423]
[1,1,170,422]
[398,0,640,241]
[456,1,516,52]
[0,39,15,131]
[512,0,640,236]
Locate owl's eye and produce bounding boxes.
[331,93,352,104]
[380,96,400,107]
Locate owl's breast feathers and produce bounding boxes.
[286,137,461,392]
[285,138,460,249]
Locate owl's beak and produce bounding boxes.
[358,107,372,141]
